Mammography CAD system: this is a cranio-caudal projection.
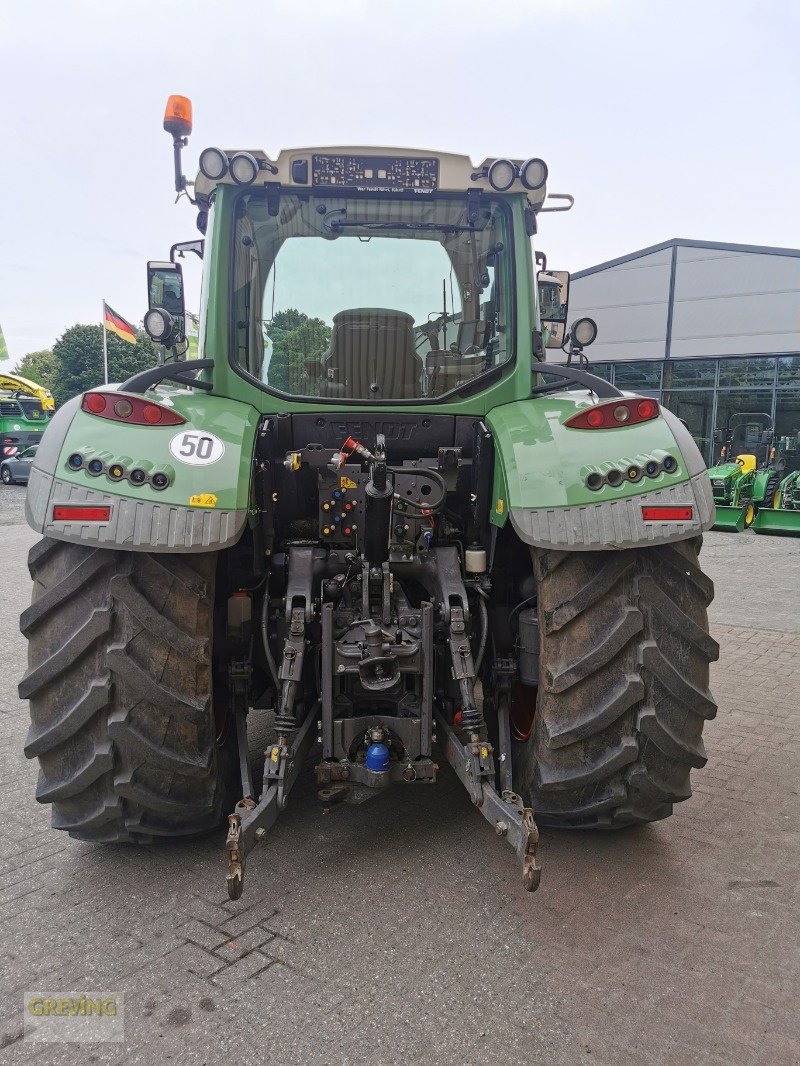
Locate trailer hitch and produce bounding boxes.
[225,701,319,900]
[434,708,541,892]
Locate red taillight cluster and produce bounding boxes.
[565,398,659,430]
[81,392,185,426]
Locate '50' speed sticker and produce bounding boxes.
[169,430,225,466]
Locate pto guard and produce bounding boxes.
[487,394,715,550]
[24,390,259,552]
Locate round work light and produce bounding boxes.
[520,157,548,190]
[487,159,516,192]
[144,308,173,343]
[570,317,598,347]
[229,152,259,186]
[199,147,229,181]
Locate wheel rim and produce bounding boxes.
[1,470,10,484]
[772,490,781,509]
[744,503,755,526]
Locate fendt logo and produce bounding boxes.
[328,422,417,441]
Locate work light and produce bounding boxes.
[199,147,229,181]
[229,152,259,186]
[520,157,548,190]
[570,318,598,347]
[487,159,516,191]
[144,308,173,343]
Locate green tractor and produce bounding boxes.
[19,96,719,899]
[707,412,784,531]
[753,432,800,535]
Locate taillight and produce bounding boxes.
[641,506,693,521]
[81,392,185,426]
[565,398,659,430]
[53,505,111,522]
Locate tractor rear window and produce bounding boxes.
[231,192,512,401]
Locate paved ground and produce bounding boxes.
[1,483,798,1064]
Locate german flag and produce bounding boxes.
[103,302,136,345]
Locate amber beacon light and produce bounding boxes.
[163,95,193,137]
[163,95,193,194]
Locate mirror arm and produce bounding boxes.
[531,362,621,398]
[121,359,214,395]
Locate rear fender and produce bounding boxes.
[25,390,259,552]
[486,392,715,550]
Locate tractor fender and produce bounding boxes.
[25,390,259,553]
[486,393,714,551]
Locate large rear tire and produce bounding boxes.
[513,537,718,828]
[20,538,237,842]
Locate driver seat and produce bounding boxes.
[320,308,422,399]
[735,453,757,474]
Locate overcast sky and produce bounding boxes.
[1,0,797,359]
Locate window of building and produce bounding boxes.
[714,389,774,441]
[613,361,662,390]
[663,359,717,389]
[775,388,800,446]
[588,362,612,381]
[717,358,777,388]
[663,390,715,464]
[777,356,800,387]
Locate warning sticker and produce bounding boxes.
[340,476,358,490]
[189,493,217,508]
[496,498,504,514]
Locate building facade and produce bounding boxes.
[565,239,800,465]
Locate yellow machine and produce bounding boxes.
[0,373,55,411]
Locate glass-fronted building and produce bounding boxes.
[564,239,800,465]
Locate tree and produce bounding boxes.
[13,349,56,391]
[51,325,159,406]
[267,311,330,393]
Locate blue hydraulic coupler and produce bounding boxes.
[365,742,390,772]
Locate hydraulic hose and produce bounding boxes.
[474,593,488,677]
[260,582,280,692]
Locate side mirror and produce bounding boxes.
[537,269,570,349]
[145,261,185,348]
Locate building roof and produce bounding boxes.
[573,238,800,280]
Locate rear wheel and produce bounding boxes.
[1,466,13,485]
[512,537,718,828]
[20,538,237,842]
[762,476,780,510]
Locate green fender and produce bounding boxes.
[486,392,715,550]
[25,389,260,552]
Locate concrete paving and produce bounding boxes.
[0,483,798,1064]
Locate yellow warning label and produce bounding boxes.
[480,745,489,760]
[496,498,504,514]
[189,493,217,508]
[340,475,358,490]
[270,747,279,763]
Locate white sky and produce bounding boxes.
[1,0,798,359]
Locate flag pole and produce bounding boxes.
[102,300,109,384]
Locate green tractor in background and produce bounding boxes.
[753,431,800,535]
[18,96,719,900]
[707,412,785,532]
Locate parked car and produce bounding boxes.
[1,445,38,485]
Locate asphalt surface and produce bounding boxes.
[1,482,798,1064]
